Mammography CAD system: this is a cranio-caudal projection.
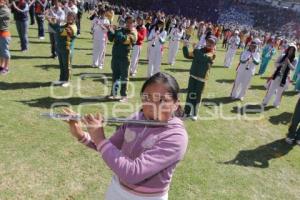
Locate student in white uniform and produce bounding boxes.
[91,6,110,69]
[129,15,147,76]
[224,30,240,68]
[230,41,260,101]
[167,24,184,66]
[147,20,167,77]
[262,44,298,108]
[64,0,78,16]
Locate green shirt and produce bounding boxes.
[108,28,137,60]
[50,23,77,52]
[183,46,215,81]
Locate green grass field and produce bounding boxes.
[1,14,300,200]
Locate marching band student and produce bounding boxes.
[91,6,109,69]
[258,38,276,75]
[224,30,240,68]
[76,0,84,35]
[33,0,48,39]
[230,41,260,101]
[286,96,300,145]
[63,72,188,200]
[129,15,147,76]
[117,7,126,28]
[279,38,289,54]
[167,24,184,66]
[184,20,195,41]
[182,35,217,121]
[29,0,35,25]
[107,16,137,102]
[0,0,10,75]
[46,0,65,58]
[104,5,114,24]
[222,28,231,49]
[47,12,77,87]
[293,54,300,91]
[262,44,298,108]
[64,0,78,17]
[11,0,30,52]
[147,20,167,77]
[197,21,205,41]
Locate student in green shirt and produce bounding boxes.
[286,97,300,145]
[107,15,137,102]
[47,11,77,87]
[182,35,217,121]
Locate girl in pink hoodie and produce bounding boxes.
[64,72,188,200]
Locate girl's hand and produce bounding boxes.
[81,113,105,146]
[62,108,84,141]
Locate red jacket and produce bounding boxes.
[136,25,147,46]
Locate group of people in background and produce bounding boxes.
[0,0,299,140]
[1,0,300,199]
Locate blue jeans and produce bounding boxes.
[15,20,29,50]
[35,14,45,37]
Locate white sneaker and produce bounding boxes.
[107,95,117,100]
[274,105,280,109]
[62,82,70,87]
[191,116,198,121]
[39,37,45,40]
[239,97,244,101]
[119,97,128,103]
[285,137,294,144]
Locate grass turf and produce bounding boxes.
[0,14,300,200]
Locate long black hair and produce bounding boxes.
[273,45,297,86]
[141,72,182,117]
[279,46,296,63]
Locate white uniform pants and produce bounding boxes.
[105,176,168,200]
[92,38,107,68]
[130,45,141,74]
[262,76,288,107]
[148,45,162,77]
[224,48,237,68]
[231,68,253,99]
[168,40,179,65]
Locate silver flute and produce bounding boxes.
[40,113,169,126]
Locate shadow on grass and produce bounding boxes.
[231,104,273,114]
[212,65,229,69]
[11,35,37,39]
[249,85,266,90]
[0,81,51,90]
[269,112,293,125]
[202,96,236,105]
[284,90,298,97]
[221,139,294,168]
[74,47,91,51]
[11,55,51,60]
[179,88,188,93]
[215,79,235,84]
[29,40,50,44]
[34,64,90,70]
[165,68,190,73]
[18,96,118,108]
[74,72,113,78]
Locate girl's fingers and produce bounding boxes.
[96,113,102,121]
[81,117,88,126]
